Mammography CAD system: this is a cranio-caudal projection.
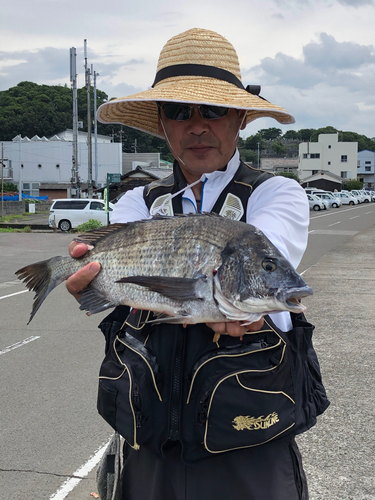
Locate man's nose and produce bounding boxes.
[187,107,209,134]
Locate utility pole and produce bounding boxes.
[70,47,80,198]
[257,142,260,169]
[93,69,99,188]
[84,40,93,197]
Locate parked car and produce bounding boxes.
[49,198,114,231]
[348,190,365,203]
[315,192,341,208]
[358,190,372,203]
[333,192,358,205]
[307,194,325,211]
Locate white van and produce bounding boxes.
[48,198,115,231]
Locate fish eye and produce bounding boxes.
[262,259,277,272]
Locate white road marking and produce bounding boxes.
[350,216,360,219]
[0,290,29,300]
[49,438,111,500]
[328,221,341,227]
[0,280,23,290]
[0,336,40,355]
[365,211,372,214]
[307,229,357,236]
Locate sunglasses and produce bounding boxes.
[159,102,230,121]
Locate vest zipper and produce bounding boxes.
[169,327,185,440]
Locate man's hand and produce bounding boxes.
[206,318,265,338]
[66,242,101,301]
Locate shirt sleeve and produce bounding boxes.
[246,175,309,269]
[110,186,150,223]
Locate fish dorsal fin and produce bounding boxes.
[73,223,127,246]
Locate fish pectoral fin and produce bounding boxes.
[116,275,206,301]
[78,286,116,314]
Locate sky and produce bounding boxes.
[1,0,375,139]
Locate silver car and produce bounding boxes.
[314,192,341,208]
[333,192,358,205]
[307,194,325,211]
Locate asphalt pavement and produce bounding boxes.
[1,213,374,499]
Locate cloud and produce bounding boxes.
[0,46,145,98]
[304,33,375,69]
[241,32,375,137]
[273,0,374,7]
[244,33,375,91]
[336,0,374,5]
[0,48,69,89]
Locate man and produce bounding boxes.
[67,28,329,500]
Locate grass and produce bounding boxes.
[0,226,32,233]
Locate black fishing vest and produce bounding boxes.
[96,160,329,464]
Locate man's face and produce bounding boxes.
[158,104,247,182]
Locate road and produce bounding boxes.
[0,203,374,499]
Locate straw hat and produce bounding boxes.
[97,28,295,138]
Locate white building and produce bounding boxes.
[1,132,122,199]
[299,133,357,182]
[357,150,375,190]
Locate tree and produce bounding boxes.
[258,128,282,141]
[2,182,18,192]
[343,179,363,190]
[238,149,258,164]
[271,141,286,155]
[283,130,300,140]
[310,126,338,142]
[243,134,263,151]
[299,129,315,141]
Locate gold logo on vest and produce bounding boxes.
[232,412,279,431]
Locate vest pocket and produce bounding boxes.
[188,330,296,455]
[97,333,162,450]
[197,372,295,453]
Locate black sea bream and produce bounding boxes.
[16,214,312,324]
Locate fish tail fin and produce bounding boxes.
[15,256,68,324]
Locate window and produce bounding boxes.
[328,161,331,165]
[53,200,89,210]
[90,201,105,211]
[56,164,60,168]
[341,155,347,163]
[365,161,371,164]
[365,166,371,171]
[22,182,39,197]
[303,153,320,159]
[328,145,331,149]
[341,172,347,179]
[38,164,42,168]
[312,170,319,175]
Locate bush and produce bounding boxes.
[75,219,103,232]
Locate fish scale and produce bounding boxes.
[15,213,313,325]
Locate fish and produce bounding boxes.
[15,213,313,325]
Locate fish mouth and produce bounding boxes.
[276,286,313,311]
